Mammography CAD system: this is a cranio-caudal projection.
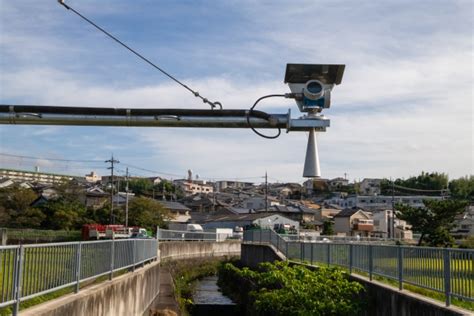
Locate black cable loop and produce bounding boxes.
[58,0,222,110]
[246,94,286,139]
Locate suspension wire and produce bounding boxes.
[0,152,102,163]
[392,183,447,193]
[247,94,285,139]
[57,0,222,110]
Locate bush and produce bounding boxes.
[218,261,364,315]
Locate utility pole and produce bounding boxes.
[265,171,268,212]
[105,155,119,224]
[391,177,395,239]
[125,167,129,227]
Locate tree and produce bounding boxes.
[0,186,40,228]
[449,176,474,201]
[128,178,153,196]
[322,220,334,235]
[38,199,87,230]
[127,196,171,232]
[381,172,448,196]
[396,199,467,247]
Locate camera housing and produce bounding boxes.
[284,64,345,113]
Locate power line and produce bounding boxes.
[57,0,222,110]
[0,152,102,163]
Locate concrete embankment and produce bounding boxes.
[20,241,241,316]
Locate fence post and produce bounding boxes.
[300,242,304,262]
[349,244,353,274]
[327,243,330,267]
[443,249,451,306]
[109,239,115,280]
[397,245,403,291]
[75,242,82,293]
[310,242,314,265]
[285,241,289,260]
[132,239,136,272]
[277,233,280,251]
[13,245,24,316]
[369,245,373,281]
[259,229,262,243]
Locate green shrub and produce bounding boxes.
[218,261,364,315]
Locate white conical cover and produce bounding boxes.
[303,129,321,178]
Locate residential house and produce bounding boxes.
[215,180,254,191]
[85,171,101,183]
[372,210,413,239]
[328,177,349,189]
[200,213,299,231]
[359,178,383,195]
[173,179,214,196]
[334,208,374,237]
[159,201,191,223]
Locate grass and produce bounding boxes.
[0,269,127,315]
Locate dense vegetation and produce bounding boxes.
[380,172,473,200]
[396,199,468,246]
[0,183,170,232]
[218,261,364,316]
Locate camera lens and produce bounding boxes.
[307,81,322,94]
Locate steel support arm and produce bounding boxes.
[0,105,329,132]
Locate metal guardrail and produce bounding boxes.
[157,228,238,242]
[244,229,473,307]
[0,238,157,315]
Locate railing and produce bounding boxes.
[283,233,398,244]
[0,238,157,315]
[157,228,237,242]
[244,229,473,307]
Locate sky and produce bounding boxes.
[0,0,472,184]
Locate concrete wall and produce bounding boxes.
[158,240,241,261]
[21,260,160,316]
[240,243,471,316]
[21,241,240,316]
[240,243,285,269]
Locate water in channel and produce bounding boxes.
[191,276,239,316]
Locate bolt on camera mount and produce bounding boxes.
[0,63,345,178]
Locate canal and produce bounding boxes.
[191,276,239,316]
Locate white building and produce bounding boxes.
[173,179,214,196]
[85,171,101,183]
[216,180,254,191]
[0,168,73,184]
[359,178,383,195]
[324,195,443,210]
[372,210,413,239]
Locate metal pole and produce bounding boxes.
[327,243,330,267]
[265,171,268,212]
[391,178,395,239]
[75,243,82,293]
[109,239,115,280]
[443,249,451,306]
[310,242,314,265]
[106,155,120,224]
[13,245,24,316]
[349,244,353,274]
[132,239,136,272]
[398,245,403,291]
[300,242,304,263]
[369,245,373,281]
[125,167,129,227]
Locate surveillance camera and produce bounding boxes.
[284,64,344,113]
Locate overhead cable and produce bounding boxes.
[57,0,222,110]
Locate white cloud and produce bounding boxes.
[0,1,472,182]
